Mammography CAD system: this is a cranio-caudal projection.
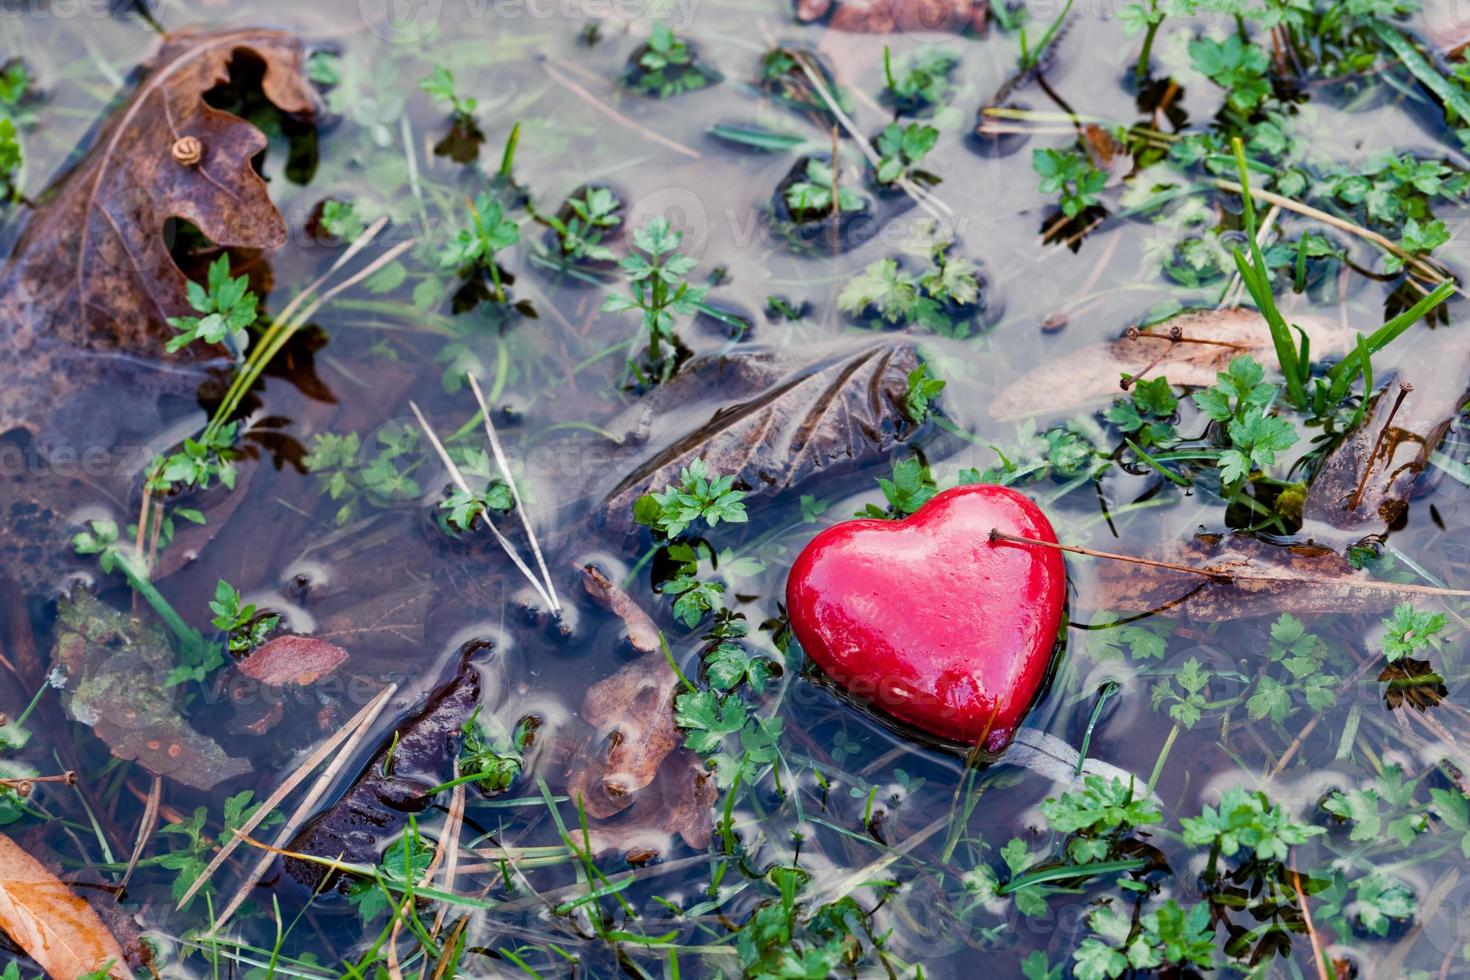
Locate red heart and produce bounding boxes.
[786,484,1066,750]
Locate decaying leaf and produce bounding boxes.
[287,662,480,886]
[990,308,1352,420]
[238,634,349,686]
[1304,345,1469,535]
[0,831,135,979]
[796,0,989,33]
[0,27,319,440]
[1379,658,1447,712]
[597,340,917,537]
[1086,533,1467,622]
[582,563,659,656]
[583,749,717,858]
[565,649,683,819]
[52,591,251,791]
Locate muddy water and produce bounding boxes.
[3,0,1470,975]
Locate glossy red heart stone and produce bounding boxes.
[786,484,1066,750]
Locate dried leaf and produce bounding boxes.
[0,30,316,595]
[0,27,317,443]
[0,831,135,978]
[797,0,990,33]
[53,591,251,791]
[1086,533,1468,622]
[597,340,917,537]
[238,634,349,686]
[1379,658,1447,712]
[990,308,1352,420]
[581,563,659,655]
[565,650,682,819]
[287,662,480,886]
[1304,349,1469,534]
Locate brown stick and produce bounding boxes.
[1291,858,1332,980]
[1348,382,1414,511]
[120,775,161,889]
[989,530,1230,580]
[990,530,1470,598]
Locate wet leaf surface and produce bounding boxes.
[581,562,660,656]
[564,648,683,819]
[238,634,349,686]
[53,590,251,791]
[286,661,480,887]
[0,27,317,444]
[1087,533,1448,622]
[583,749,717,857]
[0,831,134,978]
[596,340,917,539]
[564,579,717,855]
[991,308,1352,420]
[1304,343,1469,536]
[0,29,317,594]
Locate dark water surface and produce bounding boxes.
[4,0,1470,975]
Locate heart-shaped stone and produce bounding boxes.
[786,484,1066,750]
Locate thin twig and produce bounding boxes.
[409,402,555,610]
[1268,655,1379,778]
[466,374,560,612]
[989,529,1230,579]
[1210,176,1460,294]
[1291,861,1328,980]
[791,56,952,221]
[992,529,1470,598]
[194,684,398,922]
[1221,203,1280,308]
[120,775,161,889]
[539,56,700,160]
[1348,382,1414,511]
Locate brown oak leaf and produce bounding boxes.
[0,27,318,445]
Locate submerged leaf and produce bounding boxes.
[991,308,1351,420]
[287,662,481,886]
[565,649,683,819]
[598,340,918,538]
[1087,533,1466,622]
[52,591,251,791]
[581,563,660,655]
[0,27,318,443]
[237,634,349,686]
[1305,353,1468,535]
[0,832,134,978]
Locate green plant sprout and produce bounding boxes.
[633,458,748,539]
[873,122,939,186]
[419,64,478,122]
[882,47,958,113]
[440,192,520,303]
[209,580,278,655]
[600,217,710,383]
[540,186,621,262]
[165,254,259,358]
[631,24,713,98]
[1033,147,1106,218]
[785,158,864,217]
